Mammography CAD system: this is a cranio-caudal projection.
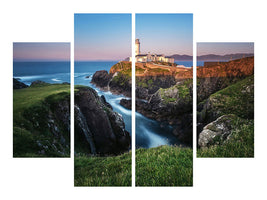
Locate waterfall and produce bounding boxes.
[74,105,96,155]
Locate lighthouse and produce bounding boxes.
[135,39,140,55]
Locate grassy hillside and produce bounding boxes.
[198,75,254,157]
[13,83,70,157]
[205,75,254,120]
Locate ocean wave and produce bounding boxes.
[14,75,44,80]
[51,78,61,82]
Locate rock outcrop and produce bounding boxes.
[13,78,28,89]
[91,70,131,97]
[91,70,112,89]
[74,86,131,155]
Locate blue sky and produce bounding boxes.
[136,14,193,56]
[74,14,131,61]
[197,42,254,55]
[13,43,70,61]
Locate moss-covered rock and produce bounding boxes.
[198,114,240,147]
[199,75,254,124]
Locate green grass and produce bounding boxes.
[111,72,131,86]
[13,84,70,157]
[198,118,254,158]
[111,62,132,76]
[74,152,132,186]
[74,145,193,187]
[136,145,193,186]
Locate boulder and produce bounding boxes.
[198,114,238,148]
[74,87,130,155]
[91,70,112,88]
[120,99,131,110]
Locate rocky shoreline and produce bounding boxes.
[91,57,254,149]
[91,61,193,145]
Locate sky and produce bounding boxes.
[13,43,70,61]
[74,14,131,61]
[136,14,193,56]
[197,43,254,56]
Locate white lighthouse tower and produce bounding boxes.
[135,39,140,55]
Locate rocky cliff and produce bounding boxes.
[74,86,131,155]
[92,61,193,145]
[197,57,254,150]
[120,79,193,144]
[92,67,131,97]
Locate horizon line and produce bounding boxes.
[13,59,70,62]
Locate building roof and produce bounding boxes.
[136,54,148,57]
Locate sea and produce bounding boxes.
[13,61,70,85]
[175,60,205,67]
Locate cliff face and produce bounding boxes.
[197,57,254,78]
[92,69,131,97]
[197,56,254,102]
[74,86,131,155]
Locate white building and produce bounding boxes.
[129,39,175,63]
